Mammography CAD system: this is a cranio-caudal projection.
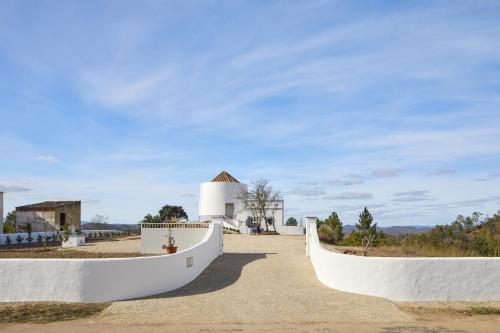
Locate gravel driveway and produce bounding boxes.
[99,234,411,324]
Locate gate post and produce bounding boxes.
[305,216,317,257]
[210,216,225,256]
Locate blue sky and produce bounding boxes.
[1,0,500,226]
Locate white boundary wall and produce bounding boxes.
[0,230,124,245]
[140,224,209,253]
[275,224,304,235]
[0,223,223,303]
[306,218,500,301]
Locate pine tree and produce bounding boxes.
[355,207,377,255]
[325,211,344,243]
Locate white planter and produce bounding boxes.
[63,235,85,248]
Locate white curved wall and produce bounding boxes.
[0,230,124,245]
[0,223,223,303]
[306,219,500,301]
[199,182,248,219]
[140,224,209,253]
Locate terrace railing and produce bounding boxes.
[140,223,209,229]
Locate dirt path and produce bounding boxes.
[2,235,499,332]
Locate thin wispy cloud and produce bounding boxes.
[371,168,406,178]
[426,168,456,176]
[326,178,364,186]
[36,155,58,163]
[326,192,374,200]
[392,190,436,202]
[0,184,31,192]
[288,187,326,197]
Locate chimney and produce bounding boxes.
[0,192,4,234]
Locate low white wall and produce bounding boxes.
[0,223,223,303]
[306,219,500,301]
[0,232,58,245]
[0,230,125,246]
[275,224,304,235]
[140,224,209,254]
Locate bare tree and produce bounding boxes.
[238,190,260,226]
[239,179,282,232]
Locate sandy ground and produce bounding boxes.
[72,236,141,253]
[2,234,499,333]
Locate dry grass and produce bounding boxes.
[0,244,150,259]
[322,243,497,257]
[401,304,500,321]
[0,302,110,323]
[465,306,500,315]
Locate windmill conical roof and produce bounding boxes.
[211,171,240,183]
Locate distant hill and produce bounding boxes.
[343,224,432,236]
[81,222,139,233]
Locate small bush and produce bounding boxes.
[5,236,11,245]
[464,306,500,316]
[37,234,42,243]
[0,303,111,323]
[15,235,24,245]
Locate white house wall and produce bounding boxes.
[0,223,223,303]
[0,192,4,234]
[306,219,500,301]
[199,182,248,219]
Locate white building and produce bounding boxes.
[199,171,302,235]
[199,171,248,223]
[0,192,4,234]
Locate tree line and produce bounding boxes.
[317,209,500,257]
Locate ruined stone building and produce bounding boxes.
[16,201,81,232]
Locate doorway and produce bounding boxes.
[60,212,66,230]
[225,203,234,219]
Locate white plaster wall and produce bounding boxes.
[0,192,4,234]
[199,182,248,219]
[0,223,223,303]
[306,220,500,301]
[0,230,124,245]
[274,224,304,235]
[140,226,209,254]
[0,232,58,245]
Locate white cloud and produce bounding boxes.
[426,168,456,176]
[81,68,170,107]
[36,155,58,163]
[392,190,436,202]
[288,187,326,197]
[326,192,373,200]
[0,184,31,192]
[326,178,364,186]
[371,168,405,178]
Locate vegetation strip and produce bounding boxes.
[318,209,499,257]
[0,303,110,323]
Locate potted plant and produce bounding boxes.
[162,228,177,254]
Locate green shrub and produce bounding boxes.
[16,235,24,245]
